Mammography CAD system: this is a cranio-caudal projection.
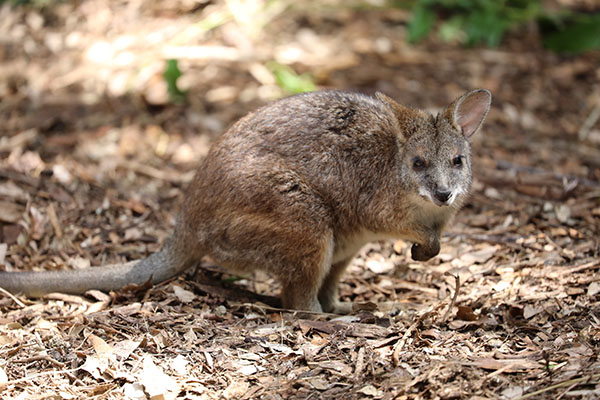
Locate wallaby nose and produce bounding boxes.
[434,190,451,204]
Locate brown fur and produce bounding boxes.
[0,89,491,313]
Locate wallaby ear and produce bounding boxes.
[375,92,429,137]
[443,89,491,137]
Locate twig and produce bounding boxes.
[516,374,600,400]
[559,259,600,276]
[0,129,38,152]
[233,302,338,318]
[556,380,583,400]
[485,364,516,380]
[12,355,65,368]
[46,203,63,238]
[0,287,25,308]
[391,296,452,366]
[0,168,39,187]
[353,345,366,381]
[578,102,600,141]
[441,273,461,323]
[117,160,194,184]
[0,367,80,389]
[391,320,419,366]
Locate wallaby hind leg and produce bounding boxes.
[273,232,335,313]
[318,258,353,314]
[281,282,323,313]
[204,209,334,313]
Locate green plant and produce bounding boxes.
[163,59,186,103]
[540,13,600,54]
[406,0,541,46]
[267,62,316,95]
[403,0,600,53]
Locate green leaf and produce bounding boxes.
[543,15,600,54]
[464,8,507,47]
[267,62,316,94]
[439,15,465,43]
[408,2,436,43]
[163,59,186,103]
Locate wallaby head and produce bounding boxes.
[376,89,491,208]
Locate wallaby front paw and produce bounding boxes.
[411,242,439,261]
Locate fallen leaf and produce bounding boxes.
[52,164,73,185]
[555,204,570,223]
[173,285,196,303]
[222,380,249,399]
[81,334,116,379]
[456,306,478,321]
[139,356,180,400]
[123,382,146,400]
[0,335,16,346]
[171,355,189,375]
[358,384,383,396]
[237,364,258,375]
[259,341,300,355]
[448,320,484,330]
[523,305,543,319]
[460,246,498,265]
[567,287,584,295]
[2,224,22,244]
[0,201,23,223]
[69,256,91,270]
[0,180,27,200]
[0,366,7,384]
[502,386,524,399]
[366,259,394,274]
[588,281,600,296]
[81,355,104,380]
[550,227,568,236]
[307,377,329,390]
[89,333,115,360]
[420,329,440,339]
[29,205,48,240]
[113,340,142,361]
[492,280,511,292]
[308,360,352,375]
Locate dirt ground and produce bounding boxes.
[0,1,599,399]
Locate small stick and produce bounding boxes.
[0,287,25,308]
[441,273,461,323]
[578,102,600,141]
[391,320,419,366]
[12,355,65,368]
[516,374,600,400]
[0,367,80,389]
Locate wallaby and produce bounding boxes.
[0,89,491,313]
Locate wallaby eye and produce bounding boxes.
[452,156,463,167]
[413,157,426,170]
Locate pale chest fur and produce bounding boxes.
[409,194,459,232]
[332,194,459,265]
[332,230,393,264]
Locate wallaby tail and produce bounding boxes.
[0,236,195,297]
